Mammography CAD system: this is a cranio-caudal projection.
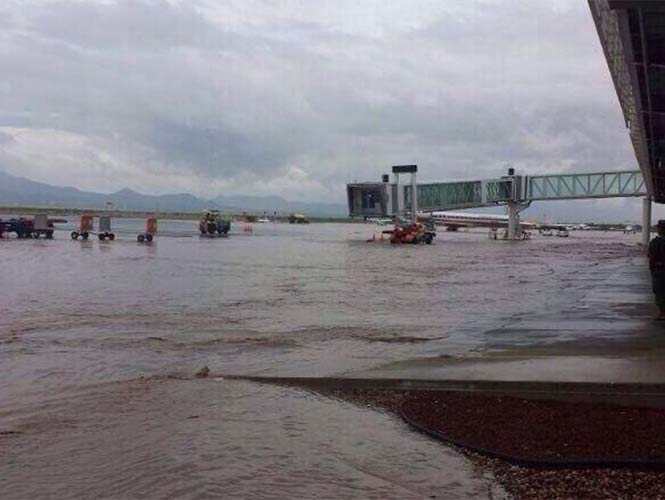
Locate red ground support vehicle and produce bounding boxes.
[137,218,157,243]
[71,215,93,240]
[389,223,435,245]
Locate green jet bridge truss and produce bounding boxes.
[347,170,646,218]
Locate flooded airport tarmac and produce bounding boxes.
[0,221,648,498]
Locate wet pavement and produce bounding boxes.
[351,253,664,383]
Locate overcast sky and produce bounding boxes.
[0,0,655,219]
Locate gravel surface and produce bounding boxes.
[402,391,665,462]
[312,386,665,500]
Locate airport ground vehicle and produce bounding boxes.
[137,218,157,242]
[288,213,309,224]
[199,210,231,236]
[556,226,570,238]
[1,214,63,239]
[387,222,435,244]
[97,216,115,241]
[71,215,94,240]
[71,215,116,241]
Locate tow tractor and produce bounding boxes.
[367,217,436,244]
[199,209,231,237]
[1,214,65,239]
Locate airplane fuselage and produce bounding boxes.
[421,211,537,229]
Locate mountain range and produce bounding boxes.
[1,169,649,222]
[0,170,347,215]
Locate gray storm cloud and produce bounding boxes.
[0,0,641,209]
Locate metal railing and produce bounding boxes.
[526,170,645,201]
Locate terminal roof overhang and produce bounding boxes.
[589,0,665,202]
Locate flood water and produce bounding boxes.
[0,221,646,498]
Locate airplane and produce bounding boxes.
[419,211,538,231]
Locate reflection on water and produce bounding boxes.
[0,222,642,498]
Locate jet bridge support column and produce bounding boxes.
[643,196,652,246]
[410,171,418,225]
[504,169,531,240]
[507,201,531,240]
[508,203,519,240]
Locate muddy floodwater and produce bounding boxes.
[0,221,648,499]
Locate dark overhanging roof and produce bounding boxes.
[590,0,665,202]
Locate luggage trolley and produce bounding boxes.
[30,214,55,239]
[71,215,93,240]
[97,216,115,241]
[137,218,157,243]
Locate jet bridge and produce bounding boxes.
[347,167,515,219]
[347,167,647,240]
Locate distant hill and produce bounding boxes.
[0,170,347,215]
[211,194,346,216]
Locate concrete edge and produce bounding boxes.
[222,375,665,406]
